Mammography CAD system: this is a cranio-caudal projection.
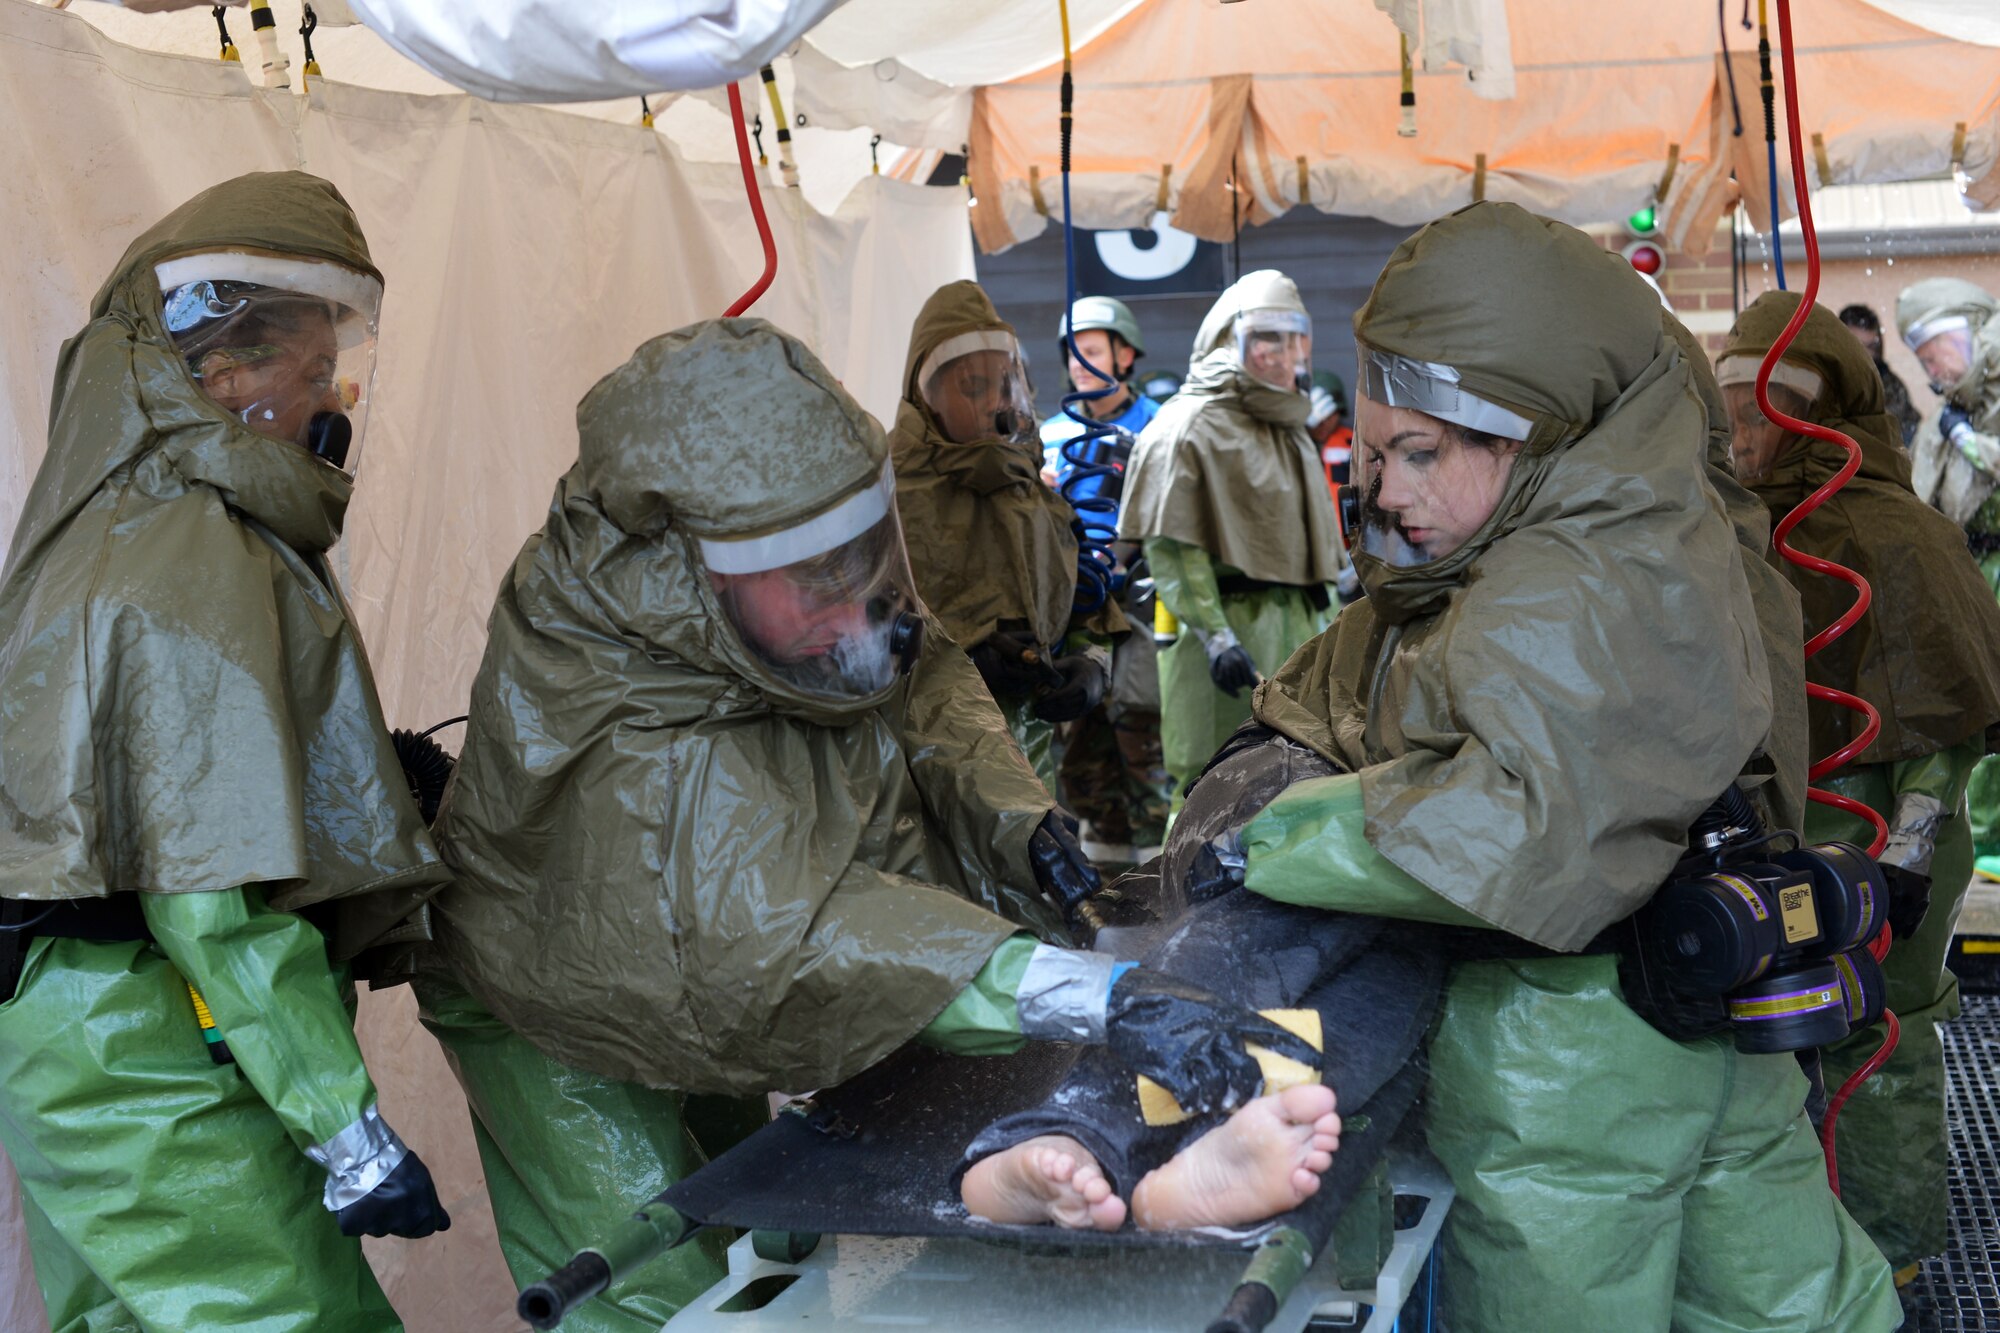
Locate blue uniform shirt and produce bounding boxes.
[1040,391,1160,510]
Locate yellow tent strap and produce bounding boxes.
[758,64,800,189]
[1398,33,1416,137]
[212,5,240,62]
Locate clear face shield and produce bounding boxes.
[1904,315,1976,395]
[919,330,1037,446]
[1714,356,1822,484]
[1234,309,1313,393]
[700,466,927,702]
[1342,348,1535,568]
[157,252,383,473]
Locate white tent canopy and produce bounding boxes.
[67,0,2000,253]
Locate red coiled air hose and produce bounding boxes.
[1760,0,1897,1195]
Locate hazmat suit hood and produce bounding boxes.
[1897,278,2000,526]
[1118,274,1345,587]
[1722,292,2000,765]
[1254,202,1777,950]
[566,318,922,723]
[432,318,1063,1092]
[0,170,446,962]
[890,281,1121,649]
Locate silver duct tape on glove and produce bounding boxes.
[1197,626,1241,656]
[1017,944,1122,1044]
[1881,792,1948,878]
[305,1104,409,1212]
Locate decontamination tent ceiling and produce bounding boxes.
[64,0,2000,253]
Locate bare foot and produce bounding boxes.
[1130,1084,1340,1231]
[961,1135,1128,1231]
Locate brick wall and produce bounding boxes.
[1599,222,2000,420]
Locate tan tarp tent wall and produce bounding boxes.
[0,2,975,1326]
[947,0,1999,253]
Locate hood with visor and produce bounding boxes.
[431,318,1062,1090]
[1720,291,2000,766]
[892,281,1123,650]
[1254,202,1779,951]
[1118,272,1346,588]
[0,170,445,963]
[1897,278,2000,526]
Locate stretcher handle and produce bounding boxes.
[518,1253,611,1330]
[518,1203,698,1329]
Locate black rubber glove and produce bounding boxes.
[1880,861,1933,946]
[1184,830,1248,903]
[1028,809,1102,918]
[1104,966,1323,1115]
[968,628,1060,698]
[336,1152,452,1239]
[1033,652,1109,723]
[1200,629,1258,697]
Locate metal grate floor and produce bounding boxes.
[1901,990,2000,1331]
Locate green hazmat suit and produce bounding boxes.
[890,281,1125,797]
[0,172,452,1331]
[1721,291,2000,1267]
[1118,272,1346,813]
[425,319,1068,1326]
[1243,203,1897,1330]
[1897,279,2000,862]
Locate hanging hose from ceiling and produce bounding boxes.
[723,83,778,318]
[1756,0,1787,290]
[1759,0,1896,1195]
[1053,0,1123,616]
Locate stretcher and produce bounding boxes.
[521,1037,1446,1333]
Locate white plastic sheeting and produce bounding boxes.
[345,0,850,101]
[0,1,974,1325]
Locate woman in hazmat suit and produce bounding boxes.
[1896,278,2000,880]
[1199,203,1899,1329]
[890,280,1127,797]
[418,318,1316,1330]
[0,172,453,1332]
[1718,291,2000,1280]
[1118,271,1347,814]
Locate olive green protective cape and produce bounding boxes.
[1253,202,1777,951]
[432,319,1061,1095]
[1725,292,2000,767]
[890,281,1123,649]
[1118,348,1346,589]
[0,170,446,960]
[1665,311,1811,834]
[1901,278,2000,529]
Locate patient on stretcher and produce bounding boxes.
[958,730,1443,1231]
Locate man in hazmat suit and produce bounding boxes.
[1036,295,1172,855]
[1718,291,2000,1278]
[0,172,454,1332]
[1198,203,1898,1329]
[419,318,1317,1331]
[1118,271,1348,814]
[1898,277,2000,879]
[890,281,1126,797]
